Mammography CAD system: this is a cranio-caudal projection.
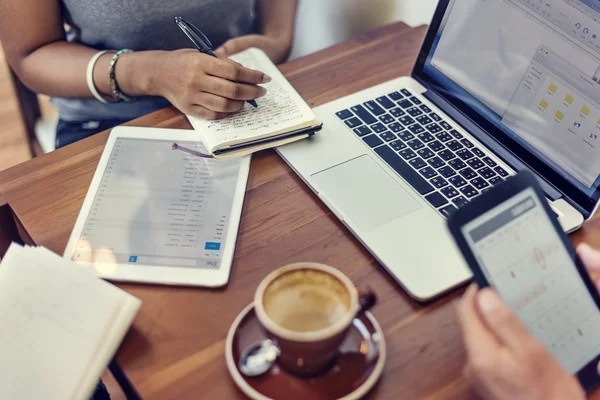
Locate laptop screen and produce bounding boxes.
[416,0,600,215]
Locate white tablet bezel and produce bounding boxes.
[63,126,251,287]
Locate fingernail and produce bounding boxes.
[262,74,272,83]
[477,289,503,316]
[259,87,267,97]
[580,244,600,271]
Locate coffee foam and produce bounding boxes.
[262,269,351,333]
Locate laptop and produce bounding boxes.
[278,0,600,301]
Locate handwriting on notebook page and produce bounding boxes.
[203,83,303,138]
[200,49,313,147]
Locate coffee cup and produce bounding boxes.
[254,263,376,377]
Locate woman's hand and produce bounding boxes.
[457,285,585,400]
[215,34,292,64]
[145,49,271,120]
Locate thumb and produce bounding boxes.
[216,37,255,58]
[577,243,600,271]
[214,47,227,58]
[477,288,535,350]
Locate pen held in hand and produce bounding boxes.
[174,16,259,108]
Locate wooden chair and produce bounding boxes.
[0,201,19,260]
[8,67,45,157]
[108,360,143,400]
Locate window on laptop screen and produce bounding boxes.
[422,0,600,203]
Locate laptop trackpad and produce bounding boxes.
[312,155,421,231]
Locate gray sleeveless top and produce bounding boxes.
[54,0,256,121]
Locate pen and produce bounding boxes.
[174,16,258,108]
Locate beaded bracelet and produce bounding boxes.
[108,49,134,102]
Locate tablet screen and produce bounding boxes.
[71,138,242,270]
[462,188,600,373]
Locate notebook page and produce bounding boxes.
[0,244,139,400]
[28,247,142,400]
[75,296,141,400]
[188,48,316,152]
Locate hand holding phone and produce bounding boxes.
[449,171,600,393]
[458,285,586,400]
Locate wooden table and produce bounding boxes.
[3,22,600,399]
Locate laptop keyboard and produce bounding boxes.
[336,88,510,218]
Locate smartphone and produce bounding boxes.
[447,171,600,391]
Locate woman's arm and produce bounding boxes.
[215,0,298,64]
[0,0,269,119]
[1,0,104,98]
[257,0,298,61]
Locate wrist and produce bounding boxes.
[264,33,292,62]
[266,31,291,47]
[92,50,169,98]
[115,50,170,97]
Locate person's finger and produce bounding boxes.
[202,76,267,100]
[214,39,238,58]
[462,364,472,380]
[214,46,228,59]
[577,243,600,271]
[477,288,537,350]
[205,57,271,84]
[591,277,600,295]
[456,284,500,358]
[216,36,256,57]
[193,92,244,113]
[187,104,228,120]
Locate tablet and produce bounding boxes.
[64,126,251,287]
[447,171,600,391]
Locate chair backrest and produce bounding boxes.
[7,64,42,157]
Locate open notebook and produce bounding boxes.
[0,243,141,400]
[187,48,322,159]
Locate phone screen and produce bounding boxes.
[462,187,600,373]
